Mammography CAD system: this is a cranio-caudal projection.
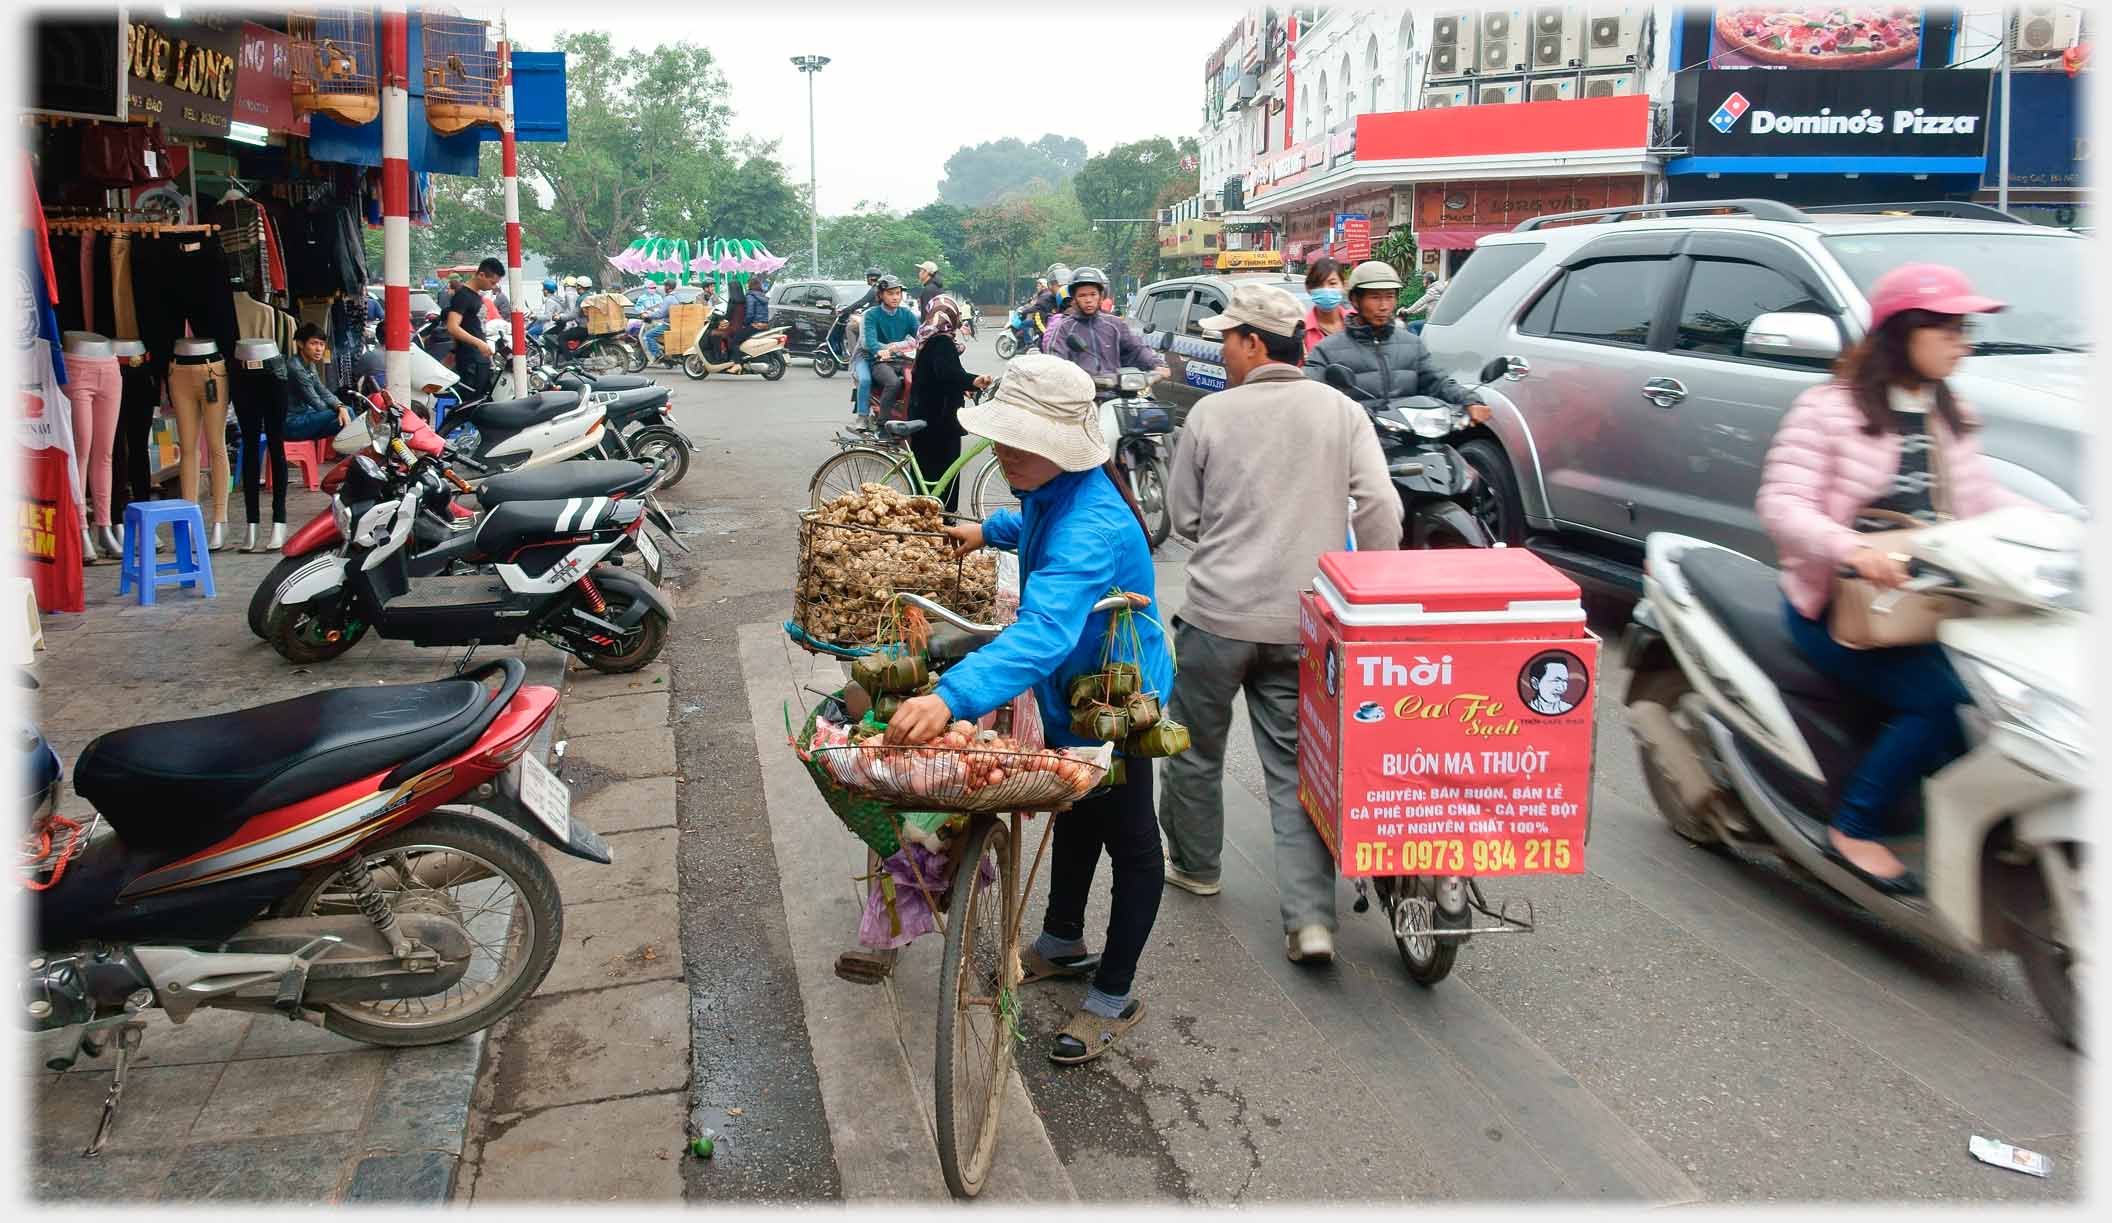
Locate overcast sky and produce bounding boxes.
[500,0,1232,214]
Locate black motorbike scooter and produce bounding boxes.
[1319,358,1512,549]
[265,409,674,673]
[542,368,696,487]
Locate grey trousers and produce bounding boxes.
[1157,618,1339,931]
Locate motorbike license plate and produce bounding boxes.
[517,752,571,842]
[635,527,662,580]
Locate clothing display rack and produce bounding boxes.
[45,217,220,237]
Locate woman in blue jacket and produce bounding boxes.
[886,353,1172,1065]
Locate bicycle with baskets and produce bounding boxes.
[809,385,1020,519]
[787,590,1137,1198]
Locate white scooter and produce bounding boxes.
[682,322,790,381]
[1624,508,2088,1046]
[336,349,608,479]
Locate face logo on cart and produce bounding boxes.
[1518,650,1588,718]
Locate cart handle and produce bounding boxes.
[890,591,1147,639]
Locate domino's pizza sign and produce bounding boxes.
[1677,69,1992,164]
[1709,92,1751,134]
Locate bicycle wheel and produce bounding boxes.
[809,447,914,508]
[967,452,1019,520]
[934,815,1017,1199]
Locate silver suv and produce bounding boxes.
[1420,199,2088,594]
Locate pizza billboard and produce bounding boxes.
[1677,68,1992,161]
[1708,5,1928,70]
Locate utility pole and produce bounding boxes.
[1997,7,2013,213]
[791,55,830,277]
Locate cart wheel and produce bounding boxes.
[934,815,1017,1199]
[1380,876,1459,986]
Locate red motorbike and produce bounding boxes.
[24,657,603,1155]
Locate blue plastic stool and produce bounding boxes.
[117,500,216,605]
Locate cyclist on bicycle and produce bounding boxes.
[864,274,920,422]
[1042,266,1166,385]
[885,352,1172,1066]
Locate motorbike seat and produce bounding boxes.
[474,496,638,557]
[571,373,653,394]
[884,420,927,438]
[73,680,489,857]
[1680,547,1846,702]
[478,461,656,507]
[462,391,581,433]
[602,387,667,424]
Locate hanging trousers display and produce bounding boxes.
[166,355,230,525]
[231,356,291,525]
[65,355,122,528]
[116,357,160,506]
[49,234,84,334]
[131,236,241,380]
[109,235,138,341]
[89,234,115,338]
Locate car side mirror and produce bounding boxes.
[1743,312,1841,361]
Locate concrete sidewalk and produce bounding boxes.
[26,490,562,1203]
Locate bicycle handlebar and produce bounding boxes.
[892,590,1148,639]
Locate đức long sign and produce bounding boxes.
[126,14,240,137]
[1676,68,1991,164]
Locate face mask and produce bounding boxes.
[1310,288,1346,311]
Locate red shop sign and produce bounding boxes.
[233,21,308,135]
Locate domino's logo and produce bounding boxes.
[1709,91,1751,133]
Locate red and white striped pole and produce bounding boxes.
[380,0,412,398]
[500,24,526,392]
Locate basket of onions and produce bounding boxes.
[808,720,1111,814]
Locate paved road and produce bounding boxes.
[644,329,2081,1204]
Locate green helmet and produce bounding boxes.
[1345,260,1404,294]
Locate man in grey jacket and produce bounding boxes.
[1161,282,1403,965]
[1305,261,1488,422]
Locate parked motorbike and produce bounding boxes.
[540,368,695,487]
[683,322,790,381]
[1624,506,2088,1046]
[248,402,679,641]
[23,656,605,1155]
[535,322,646,377]
[1320,359,1510,549]
[1093,367,1173,550]
[264,398,674,673]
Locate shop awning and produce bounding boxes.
[1418,226,1512,250]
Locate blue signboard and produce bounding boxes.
[1983,71,2083,190]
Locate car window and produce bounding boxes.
[1674,259,1833,362]
[1547,258,1669,347]
[1427,242,1544,327]
[1141,289,1190,334]
[1185,288,1227,337]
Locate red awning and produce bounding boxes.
[1417,226,1512,250]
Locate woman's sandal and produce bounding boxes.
[1020,946,1101,986]
[1048,999,1145,1065]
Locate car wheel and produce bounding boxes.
[1458,438,1527,547]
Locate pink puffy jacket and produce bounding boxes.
[1755,380,2027,618]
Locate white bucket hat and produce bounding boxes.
[956,353,1109,472]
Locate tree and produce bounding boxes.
[816,204,941,281]
[964,199,1043,305]
[908,202,978,300]
[1071,136,1196,293]
[936,134,1089,207]
[692,146,811,273]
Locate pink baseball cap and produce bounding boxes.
[1866,263,2007,331]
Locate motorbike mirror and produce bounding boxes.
[1066,335,1088,354]
[1322,365,1356,393]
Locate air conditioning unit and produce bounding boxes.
[1581,68,1637,99]
[1481,9,1528,74]
[1585,3,1640,68]
[1202,197,1225,216]
[2013,4,2080,60]
[1529,74,1580,103]
[1430,11,1477,78]
[1478,78,1525,106]
[1422,84,1472,109]
[1533,4,1583,69]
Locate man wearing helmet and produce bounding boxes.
[863,274,920,420]
[1305,260,1488,421]
[1022,264,1067,340]
[1041,266,1166,383]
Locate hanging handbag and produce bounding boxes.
[1828,439,1965,649]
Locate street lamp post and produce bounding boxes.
[791,55,830,277]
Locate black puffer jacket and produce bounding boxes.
[1304,320,1468,405]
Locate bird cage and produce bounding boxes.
[421,11,503,136]
[289,8,380,127]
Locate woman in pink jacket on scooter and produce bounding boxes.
[1754,264,2031,896]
